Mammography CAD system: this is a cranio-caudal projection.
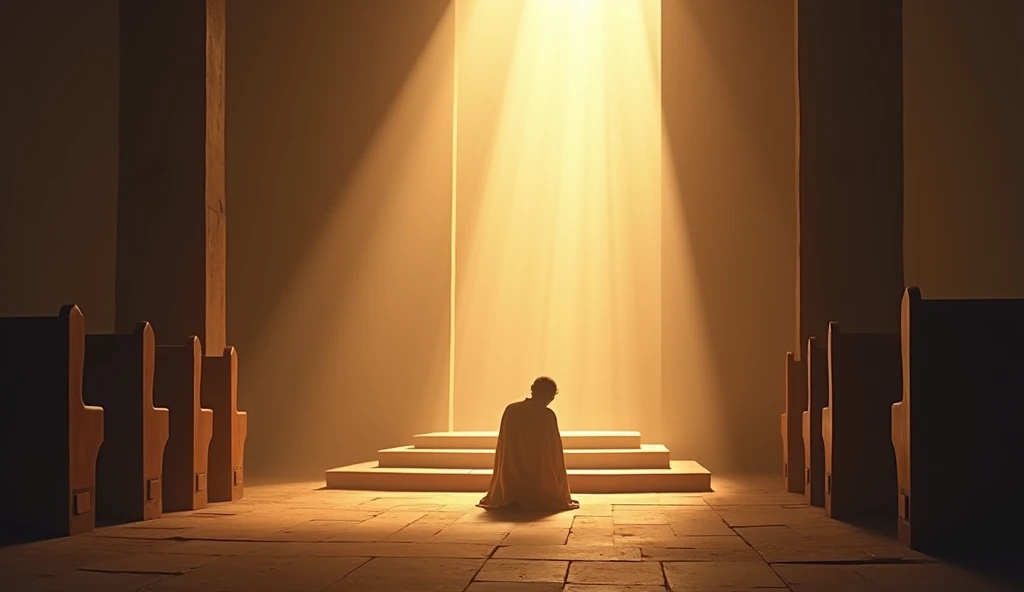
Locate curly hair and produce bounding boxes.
[531,376,558,396]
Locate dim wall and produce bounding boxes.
[227,0,455,481]
[662,0,797,473]
[0,1,118,332]
[903,0,1024,299]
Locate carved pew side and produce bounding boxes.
[782,351,807,494]
[202,347,248,502]
[0,305,104,537]
[155,337,214,512]
[801,336,827,507]
[84,322,169,523]
[892,287,1024,551]
[823,322,901,523]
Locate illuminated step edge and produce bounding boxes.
[378,444,671,470]
[413,430,642,450]
[324,460,711,493]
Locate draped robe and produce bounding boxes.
[478,398,579,510]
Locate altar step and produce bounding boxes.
[325,461,711,493]
[378,444,670,470]
[412,430,641,450]
[325,430,712,493]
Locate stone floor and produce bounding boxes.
[2,475,1021,591]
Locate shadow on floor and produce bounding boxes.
[476,504,574,523]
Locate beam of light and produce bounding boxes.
[452,0,663,439]
[448,0,460,433]
[245,4,456,475]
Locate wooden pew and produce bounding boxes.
[892,287,1024,551]
[801,336,827,507]
[822,322,901,523]
[84,322,169,524]
[155,337,213,512]
[781,351,807,494]
[0,305,104,537]
[202,347,248,502]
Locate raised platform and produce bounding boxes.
[378,444,670,470]
[412,430,642,449]
[325,431,712,493]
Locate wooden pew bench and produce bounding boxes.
[892,287,1024,551]
[84,322,169,523]
[802,336,827,507]
[155,337,213,512]
[782,351,807,494]
[202,346,248,502]
[0,305,104,537]
[822,322,901,522]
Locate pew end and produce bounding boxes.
[202,346,248,502]
[895,287,1024,551]
[782,351,807,494]
[155,337,213,512]
[85,322,170,524]
[803,336,827,508]
[823,322,901,524]
[0,305,104,538]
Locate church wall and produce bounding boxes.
[661,0,798,473]
[902,0,1024,300]
[226,0,455,481]
[0,0,119,333]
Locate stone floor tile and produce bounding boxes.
[277,540,497,558]
[494,545,642,562]
[322,556,483,591]
[773,564,882,592]
[566,534,615,546]
[78,552,219,575]
[640,547,763,562]
[568,516,614,546]
[138,555,369,592]
[567,560,664,586]
[156,539,273,556]
[665,517,735,537]
[855,563,1020,592]
[735,524,876,563]
[611,511,671,525]
[266,519,363,541]
[561,581,663,585]
[387,512,464,542]
[325,511,426,541]
[429,524,512,545]
[466,583,564,592]
[26,569,171,592]
[475,558,569,583]
[353,497,430,511]
[613,524,679,546]
[663,560,787,590]
[501,526,570,546]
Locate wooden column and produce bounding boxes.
[795,0,904,348]
[116,0,226,351]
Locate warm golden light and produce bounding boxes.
[452,0,664,438]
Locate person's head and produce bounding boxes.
[530,376,558,406]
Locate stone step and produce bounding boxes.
[378,444,671,470]
[324,460,712,493]
[412,430,642,450]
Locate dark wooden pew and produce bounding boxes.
[155,337,213,512]
[202,346,248,502]
[892,287,1024,551]
[782,351,807,494]
[801,336,827,507]
[822,322,901,523]
[0,305,104,537]
[84,322,169,524]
